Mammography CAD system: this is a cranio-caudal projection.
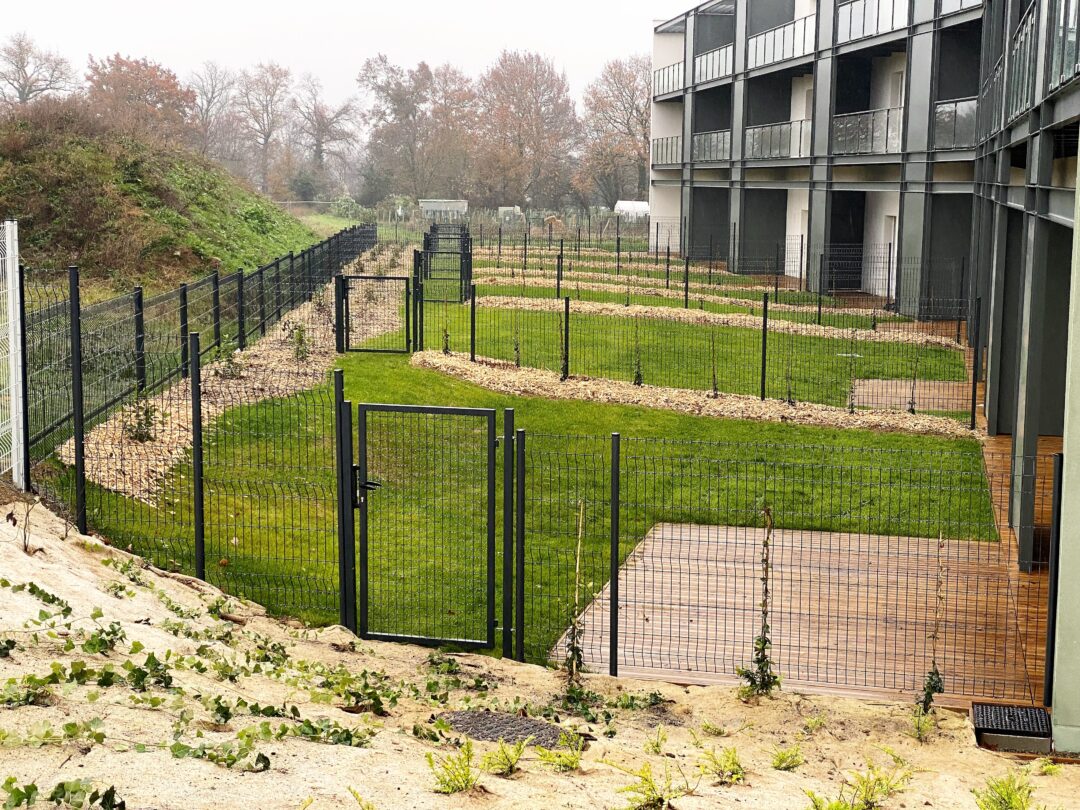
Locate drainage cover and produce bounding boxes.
[972,704,1052,754]
[972,704,1052,738]
[438,710,567,747]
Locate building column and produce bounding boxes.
[1051,159,1080,750]
[1011,127,1054,568]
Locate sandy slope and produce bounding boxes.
[0,502,1072,810]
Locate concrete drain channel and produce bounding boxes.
[438,710,569,747]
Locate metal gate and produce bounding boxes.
[337,275,411,353]
[355,404,496,649]
[417,250,472,304]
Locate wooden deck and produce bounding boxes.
[564,523,1047,707]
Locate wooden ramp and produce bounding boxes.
[563,523,1045,707]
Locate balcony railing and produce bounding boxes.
[1006,3,1037,121]
[978,57,1005,141]
[694,44,734,84]
[933,97,977,150]
[744,119,812,159]
[832,107,903,154]
[654,62,685,96]
[652,135,683,165]
[1048,0,1079,91]
[836,0,908,44]
[747,13,816,70]
[939,0,982,15]
[692,129,732,161]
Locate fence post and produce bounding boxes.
[190,332,205,581]
[761,293,769,401]
[257,268,268,336]
[616,234,622,275]
[609,432,621,677]
[417,281,425,352]
[497,225,503,269]
[334,369,357,633]
[666,245,671,289]
[655,222,660,265]
[470,284,477,362]
[817,255,825,326]
[684,255,690,308]
[236,271,246,350]
[68,266,87,535]
[15,262,30,492]
[523,231,529,274]
[334,274,346,354]
[1045,452,1064,707]
[970,297,983,431]
[561,297,570,381]
[514,428,526,662]
[211,272,222,349]
[133,287,146,393]
[179,283,190,379]
[501,409,515,656]
[956,257,967,345]
[799,234,806,292]
[556,244,564,298]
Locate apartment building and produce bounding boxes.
[651,0,1080,749]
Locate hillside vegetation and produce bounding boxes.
[0,102,317,298]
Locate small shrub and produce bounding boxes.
[802,713,827,736]
[1028,758,1061,777]
[772,744,805,772]
[610,761,692,810]
[909,706,934,743]
[644,725,667,755]
[347,787,378,809]
[536,732,585,772]
[480,738,529,777]
[124,398,156,443]
[973,770,1041,810]
[700,720,734,738]
[426,739,479,794]
[290,323,309,363]
[807,751,912,810]
[737,505,781,700]
[698,746,744,786]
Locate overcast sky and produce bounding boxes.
[6,0,689,103]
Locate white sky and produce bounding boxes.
[7,0,689,103]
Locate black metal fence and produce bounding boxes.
[22,225,375,531]
[13,221,1061,708]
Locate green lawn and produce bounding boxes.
[67,349,992,663]
[421,301,968,410]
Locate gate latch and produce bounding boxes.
[351,466,381,508]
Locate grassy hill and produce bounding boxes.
[0,103,317,299]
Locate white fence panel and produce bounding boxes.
[0,220,26,489]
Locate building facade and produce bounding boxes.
[651,0,1080,745]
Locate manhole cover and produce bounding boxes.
[972,704,1052,738]
[438,710,567,747]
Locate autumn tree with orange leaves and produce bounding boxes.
[85,54,196,145]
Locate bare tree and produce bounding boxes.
[294,75,356,170]
[581,55,651,197]
[236,63,292,192]
[189,61,235,156]
[0,33,75,105]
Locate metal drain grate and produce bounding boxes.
[972,704,1052,738]
[438,710,568,747]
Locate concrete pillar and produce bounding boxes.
[1011,127,1055,569]
[1050,159,1080,750]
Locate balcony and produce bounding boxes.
[1006,3,1037,121]
[695,44,734,84]
[747,14,816,70]
[652,135,683,165]
[836,0,908,45]
[933,97,977,150]
[832,107,903,155]
[939,0,982,15]
[1049,0,1079,90]
[744,120,812,159]
[692,130,732,161]
[654,62,685,97]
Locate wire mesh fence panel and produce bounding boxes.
[25,282,72,461]
[202,377,340,623]
[581,439,1052,702]
[519,433,612,666]
[0,222,16,478]
[344,276,410,353]
[359,406,495,647]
